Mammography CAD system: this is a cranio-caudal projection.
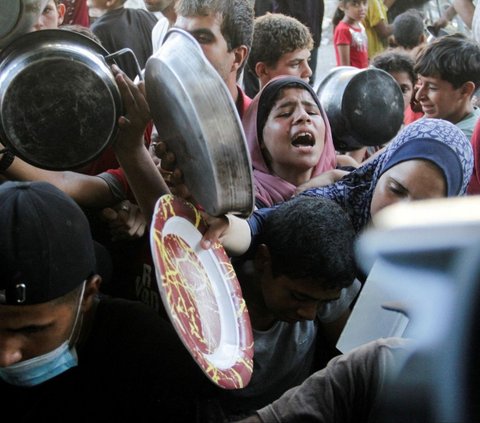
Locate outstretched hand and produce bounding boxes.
[199,212,229,250]
[112,64,151,153]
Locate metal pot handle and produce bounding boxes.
[104,48,144,81]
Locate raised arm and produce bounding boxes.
[111,65,171,223]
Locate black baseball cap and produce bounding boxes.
[0,181,98,305]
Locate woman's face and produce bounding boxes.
[370,159,447,216]
[261,87,326,183]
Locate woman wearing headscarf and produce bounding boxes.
[243,76,337,208]
[298,117,473,233]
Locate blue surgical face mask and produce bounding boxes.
[0,282,85,387]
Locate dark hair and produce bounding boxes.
[332,0,366,27]
[371,50,417,86]
[392,8,425,50]
[247,12,313,75]
[414,33,480,89]
[262,196,356,290]
[176,0,254,52]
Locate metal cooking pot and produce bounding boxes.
[316,66,404,152]
[0,29,139,170]
[145,28,254,217]
[0,0,48,49]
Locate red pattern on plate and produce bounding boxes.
[150,194,254,389]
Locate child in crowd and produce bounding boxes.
[244,12,314,98]
[32,0,66,30]
[203,195,360,420]
[414,33,480,140]
[371,50,417,124]
[333,0,369,68]
[390,8,427,57]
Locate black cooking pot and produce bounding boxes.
[0,29,140,170]
[316,66,404,152]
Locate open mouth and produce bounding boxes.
[291,132,315,147]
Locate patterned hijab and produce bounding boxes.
[242,76,337,208]
[300,118,474,233]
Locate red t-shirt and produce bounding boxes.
[468,118,480,194]
[60,0,90,27]
[334,21,369,69]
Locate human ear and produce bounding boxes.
[57,3,66,25]
[255,62,268,79]
[254,244,272,274]
[461,81,476,98]
[232,45,249,73]
[81,275,102,311]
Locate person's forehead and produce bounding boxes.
[277,48,311,64]
[175,12,224,35]
[0,303,59,328]
[273,87,316,104]
[279,276,342,300]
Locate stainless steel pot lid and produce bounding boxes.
[145,28,254,217]
[317,66,404,152]
[0,29,122,170]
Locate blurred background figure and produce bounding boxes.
[59,0,90,27]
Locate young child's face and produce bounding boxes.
[341,0,368,23]
[415,74,471,123]
[265,48,312,83]
[389,70,414,111]
[31,0,65,30]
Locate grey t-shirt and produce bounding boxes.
[221,280,361,416]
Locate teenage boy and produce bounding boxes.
[414,33,480,140]
[0,181,210,421]
[244,12,314,98]
[174,0,254,116]
[205,195,360,420]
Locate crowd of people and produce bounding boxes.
[1,0,480,421]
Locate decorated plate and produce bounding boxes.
[150,194,254,389]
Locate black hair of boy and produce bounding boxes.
[262,196,356,289]
[372,50,417,86]
[392,8,425,50]
[246,12,314,76]
[414,33,480,90]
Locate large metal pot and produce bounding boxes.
[0,0,48,49]
[316,66,404,152]
[145,28,254,217]
[0,29,133,170]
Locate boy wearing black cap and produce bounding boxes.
[0,181,210,421]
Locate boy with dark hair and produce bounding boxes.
[244,12,314,97]
[214,195,360,420]
[391,8,426,53]
[414,33,480,139]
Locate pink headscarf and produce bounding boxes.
[242,76,336,208]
